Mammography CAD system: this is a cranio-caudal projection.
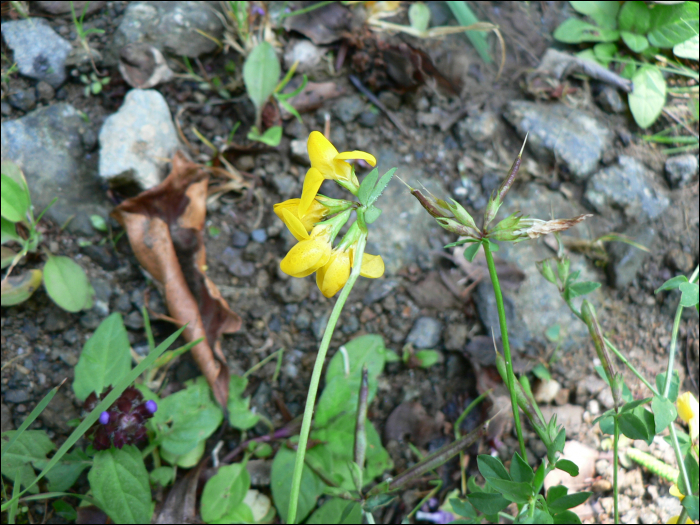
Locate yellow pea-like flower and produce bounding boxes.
[279,212,332,278]
[677,391,699,441]
[670,484,685,502]
[667,516,693,524]
[274,198,329,239]
[299,131,376,217]
[315,245,385,298]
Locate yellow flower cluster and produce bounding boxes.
[273,132,385,297]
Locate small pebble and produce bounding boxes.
[231,230,250,248]
[8,88,37,112]
[36,81,55,102]
[251,229,267,243]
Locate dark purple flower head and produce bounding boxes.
[84,387,157,451]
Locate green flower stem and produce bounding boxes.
[614,415,620,525]
[287,234,367,524]
[482,241,527,458]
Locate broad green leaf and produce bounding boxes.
[652,395,676,434]
[522,508,554,524]
[510,452,533,484]
[247,125,282,146]
[368,167,397,207]
[1,217,20,244]
[34,448,91,492]
[466,492,509,514]
[160,439,205,468]
[547,485,568,504]
[477,454,510,481]
[679,282,699,307]
[52,501,77,521]
[555,459,579,477]
[621,31,649,53]
[1,430,54,493]
[648,2,699,48]
[548,491,592,514]
[271,446,324,524]
[674,35,699,60]
[553,18,618,43]
[552,509,583,524]
[365,205,382,224]
[307,498,362,524]
[450,498,477,519]
[1,160,27,189]
[408,2,431,32]
[415,349,441,368]
[619,397,652,413]
[228,375,259,430]
[486,478,531,504]
[629,65,666,129]
[655,371,680,402]
[216,502,255,524]
[570,1,619,30]
[149,466,175,487]
[567,281,601,299]
[73,312,131,402]
[1,269,42,306]
[598,414,614,435]
[617,1,650,34]
[1,174,30,223]
[88,446,152,525]
[593,42,617,66]
[43,255,93,312]
[358,168,379,206]
[152,376,223,457]
[243,42,280,114]
[618,407,655,443]
[532,363,552,382]
[655,275,688,294]
[682,495,699,522]
[463,241,481,262]
[201,463,250,523]
[684,453,699,497]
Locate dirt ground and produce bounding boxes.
[1,2,698,524]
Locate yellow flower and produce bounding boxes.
[670,484,685,502]
[677,392,699,441]
[280,219,332,278]
[315,245,385,298]
[299,131,377,217]
[274,198,329,239]
[667,516,693,524]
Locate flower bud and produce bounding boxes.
[536,259,557,284]
[436,218,480,239]
[411,188,452,219]
[446,199,478,231]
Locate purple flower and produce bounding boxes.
[99,411,110,425]
[145,400,158,414]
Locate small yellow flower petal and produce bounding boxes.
[670,484,685,502]
[677,392,698,425]
[280,236,330,278]
[274,198,329,232]
[690,415,699,442]
[281,208,310,242]
[299,167,325,218]
[667,516,693,524]
[358,253,384,278]
[308,131,339,175]
[334,151,377,166]
[317,250,351,297]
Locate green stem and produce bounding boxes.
[286,235,367,524]
[482,241,527,458]
[613,414,619,525]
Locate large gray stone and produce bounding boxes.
[606,223,657,289]
[504,101,614,181]
[406,317,442,349]
[98,89,181,190]
[665,154,698,189]
[1,104,108,235]
[1,18,73,87]
[106,1,224,64]
[584,155,670,224]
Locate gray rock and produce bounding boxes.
[1,403,13,433]
[80,244,120,271]
[114,293,132,313]
[595,86,626,113]
[38,391,78,433]
[62,328,80,345]
[251,228,267,243]
[607,223,657,288]
[220,247,255,278]
[283,39,325,73]
[1,18,73,87]
[271,173,298,199]
[290,139,310,165]
[295,310,312,330]
[503,101,613,181]
[333,95,365,123]
[1,103,108,235]
[8,88,37,112]
[231,230,250,248]
[107,1,224,65]
[342,314,359,334]
[44,309,73,332]
[99,89,180,190]
[124,310,145,330]
[665,154,698,188]
[458,111,499,142]
[365,147,446,275]
[584,156,670,224]
[80,310,102,329]
[363,279,398,305]
[378,91,401,111]
[474,182,600,352]
[4,388,30,404]
[312,310,331,340]
[406,317,442,349]
[359,110,379,128]
[274,278,309,304]
[1,101,12,115]
[35,81,55,102]
[444,324,468,351]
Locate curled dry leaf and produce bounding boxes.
[521,214,593,239]
[154,458,205,523]
[119,42,174,89]
[111,152,241,408]
[279,81,345,119]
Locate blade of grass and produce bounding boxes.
[446,1,492,64]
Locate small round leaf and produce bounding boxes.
[629,65,666,128]
[43,255,93,312]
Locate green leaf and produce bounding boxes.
[598,414,615,435]
[552,509,583,524]
[276,74,308,100]
[1,269,43,306]
[555,459,580,477]
[450,498,477,519]
[1,173,30,223]
[570,1,619,30]
[43,255,93,312]
[271,446,325,523]
[152,376,223,457]
[446,1,492,63]
[545,323,561,342]
[656,275,689,294]
[648,2,699,48]
[467,492,509,514]
[684,453,699,497]
[243,41,280,114]
[679,282,699,307]
[621,32,649,53]
[1,217,20,244]
[618,407,655,443]
[656,371,680,402]
[365,204,382,224]
[90,214,108,232]
[247,125,282,146]
[52,501,77,521]
[521,508,554,524]
[34,449,91,492]
[409,2,431,32]
[358,168,379,206]
[674,34,700,60]
[228,375,259,430]
[532,363,552,382]
[88,446,152,525]
[629,65,666,129]
[477,454,511,481]
[593,42,618,66]
[547,485,568,504]
[149,466,175,487]
[415,350,441,368]
[217,501,255,523]
[553,18,619,43]
[567,281,601,299]
[1,430,54,493]
[485,478,531,504]
[160,439,205,468]
[463,241,482,262]
[652,395,677,434]
[548,491,592,514]
[368,168,397,207]
[617,1,650,34]
[307,498,362,524]
[279,99,303,122]
[73,312,131,402]
[201,463,250,523]
[510,452,533,484]
[683,495,699,522]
